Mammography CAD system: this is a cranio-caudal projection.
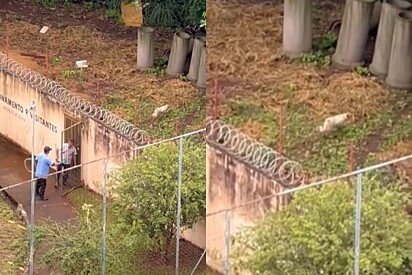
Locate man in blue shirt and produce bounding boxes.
[35,146,57,201]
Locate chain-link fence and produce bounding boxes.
[0,129,207,275]
[205,154,412,275]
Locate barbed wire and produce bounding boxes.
[205,117,305,188]
[0,52,148,144]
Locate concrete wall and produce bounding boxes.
[0,67,137,193]
[0,71,64,156]
[205,144,290,272]
[80,117,137,192]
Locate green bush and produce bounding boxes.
[111,140,206,257]
[15,204,147,275]
[231,175,412,275]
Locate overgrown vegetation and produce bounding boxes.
[209,0,412,179]
[231,175,412,274]
[300,32,336,68]
[0,197,25,275]
[34,0,206,29]
[14,141,206,274]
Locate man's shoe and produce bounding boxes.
[39,197,49,201]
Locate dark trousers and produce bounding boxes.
[57,164,70,186]
[35,178,47,199]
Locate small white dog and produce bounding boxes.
[152,105,169,118]
[319,113,349,133]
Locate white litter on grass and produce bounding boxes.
[152,105,169,118]
[76,60,88,68]
[319,113,349,133]
[39,26,49,34]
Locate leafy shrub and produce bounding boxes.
[111,140,206,257]
[231,175,412,275]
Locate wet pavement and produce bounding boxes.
[0,135,76,223]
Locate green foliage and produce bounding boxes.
[143,0,205,28]
[51,56,63,66]
[111,140,206,252]
[200,11,206,29]
[0,198,25,274]
[354,66,370,77]
[317,32,337,51]
[300,32,336,68]
[105,8,123,24]
[62,68,85,87]
[18,204,147,275]
[231,175,412,275]
[35,0,206,29]
[147,56,168,76]
[187,0,206,27]
[36,0,73,6]
[300,51,331,68]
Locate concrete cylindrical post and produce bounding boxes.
[385,11,412,89]
[187,36,206,83]
[282,0,313,58]
[196,44,206,89]
[137,27,155,71]
[369,0,411,77]
[188,37,195,55]
[332,0,375,69]
[166,31,191,76]
[370,1,383,31]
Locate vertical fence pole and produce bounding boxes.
[277,106,284,154]
[28,102,36,275]
[101,159,108,275]
[223,210,231,275]
[175,137,183,275]
[353,173,362,275]
[59,130,65,193]
[214,79,219,119]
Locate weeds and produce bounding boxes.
[353,66,370,76]
[317,32,337,51]
[147,56,168,77]
[35,0,72,6]
[52,56,63,66]
[300,32,337,68]
[178,75,188,81]
[300,51,331,68]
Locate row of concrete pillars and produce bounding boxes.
[283,0,412,89]
[136,27,206,89]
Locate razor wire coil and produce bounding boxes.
[206,117,305,188]
[0,53,147,144]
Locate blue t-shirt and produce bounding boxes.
[35,153,53,178]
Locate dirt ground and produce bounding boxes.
[0,0,206,140]
[207,0,412,180]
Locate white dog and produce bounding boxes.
[319,113,349,133]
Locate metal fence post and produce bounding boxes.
[175,137,183,275]
[28,101,36,275]
[353,172,363,275]
[101,159,108,275]
[223,210,231,275]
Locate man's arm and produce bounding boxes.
[47,158,56,167]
